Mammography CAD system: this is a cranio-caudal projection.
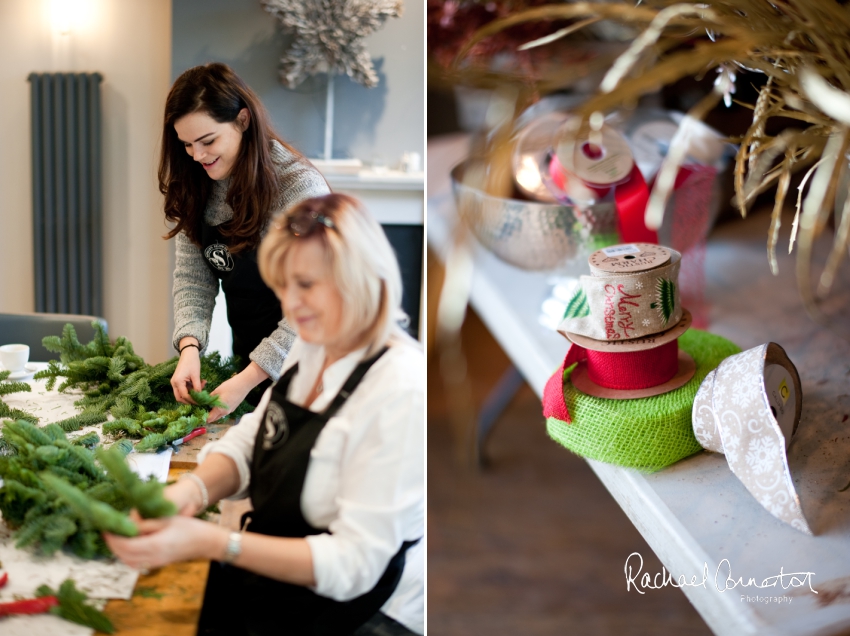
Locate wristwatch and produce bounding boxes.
[222,531,242,564]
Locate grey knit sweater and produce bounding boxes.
[171,141,330,380]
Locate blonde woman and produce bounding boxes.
[105,194,424,636]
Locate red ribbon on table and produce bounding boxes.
[542,340,679,423]
[549,154,659,244]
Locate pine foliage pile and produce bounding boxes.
[0,370,37,423]
[0,420,175,558]
[33,322,253,419]
[37,579,115,634]
[104,400,208,452]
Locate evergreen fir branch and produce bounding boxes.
[119,376,152,403]
[89,322,113,358]
[0,401,39,423]
[96,447,176,519]
[66,527,109,559]
[85,480,128,509]
[140,417,168,432]
[61,445,105,481]
[55,411,106,433]
[14,504,51,548]
[43,324,88,362]
[113,439,134,456]
[40,514,79,554]
[74,393,113,414]
[0,437,15,456]
[5,420,53,447]
[81,356,112,373]
[34,444,63,465]
[72,431,100,449]
[134,433,168,452]
[0,379,32,396]
[40,472,138,537]
[0,479,49,527]
[53,411,108,433]
[110,397,135,419]
[189,389,228,410]
[42,424,68,442]
[200,352,242,390]
[38,579,115,634]
[0,454,42,489]
[41,334,64,356]
[103,418,142,437]
[33,360,64,390]
[106,357,126,382]
[45,464,90,486]
[0,371,37,423]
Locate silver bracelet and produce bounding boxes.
[222,531,242,564]
[180,472,209,510]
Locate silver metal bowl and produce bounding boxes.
[451,158,619,271]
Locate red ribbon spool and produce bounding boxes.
[542,339,681,423]
[585,339,679,390]
[548,153,659,244]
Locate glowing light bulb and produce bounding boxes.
[50,0,74,34]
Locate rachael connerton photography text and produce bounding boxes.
[624,552,817,599]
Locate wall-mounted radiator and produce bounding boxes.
[27,72,103,316]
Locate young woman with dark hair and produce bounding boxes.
[160,62,329,420]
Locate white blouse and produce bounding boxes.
[197,334,425,634]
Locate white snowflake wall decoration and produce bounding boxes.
[260,0,403,89]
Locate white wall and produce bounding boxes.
[0,0,173,362]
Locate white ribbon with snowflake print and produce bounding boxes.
[559,247,682,342]
[692,342,812,535]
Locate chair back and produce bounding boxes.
[0,312,108,363]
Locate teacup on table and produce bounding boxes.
[0,344,30,373]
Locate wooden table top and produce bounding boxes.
[169,421,232,469]
[98,559,210,636]
[97,467,211,636]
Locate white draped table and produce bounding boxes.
[428,134,850,636]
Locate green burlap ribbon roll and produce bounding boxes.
[546,329,741,472]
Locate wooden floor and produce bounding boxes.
[427,308,714,635]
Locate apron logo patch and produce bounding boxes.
[262,401,289,450]
[204,243,234,272]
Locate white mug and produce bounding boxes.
[0,344,30,373]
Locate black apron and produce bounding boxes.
[201,222,281,401]
[197,348,419,636]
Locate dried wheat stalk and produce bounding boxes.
[449,0,850,326]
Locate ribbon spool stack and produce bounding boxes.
[543,242,742,472]
[557,243,695,399]
[692,343,812,534]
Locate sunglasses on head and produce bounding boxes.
[278,208,336,237]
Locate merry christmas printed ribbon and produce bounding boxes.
[558,244,682,342]
[691,343,812,534]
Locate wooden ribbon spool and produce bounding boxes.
[558,244,696,399]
